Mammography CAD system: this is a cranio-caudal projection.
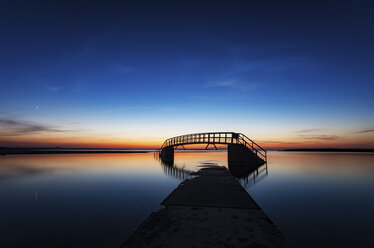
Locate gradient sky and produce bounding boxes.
[0,0,373,149]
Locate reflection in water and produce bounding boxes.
[1,151,374,248]
[0,162,56,180]
[157,151,269,188]
[248,151,374,248]
[233,163,268,188]
[158,158,193,180]
[0,153,180,248]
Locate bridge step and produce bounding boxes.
[228,143,265,165]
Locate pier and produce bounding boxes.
[121,165,292,248]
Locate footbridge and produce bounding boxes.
[157,132,267,167]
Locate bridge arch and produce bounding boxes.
[157,132,267,166]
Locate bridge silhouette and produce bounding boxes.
[157,132,267,167]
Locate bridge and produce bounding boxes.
[157,132,267,167]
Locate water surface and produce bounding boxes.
[1,151,373,247]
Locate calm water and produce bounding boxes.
[1,151,373,247]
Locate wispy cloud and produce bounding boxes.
[295,128,323,133]
[357,129,374,133]
[95,106,153,114]
[204,80,260,91]
[47,86,60,92]
[193,95,240,101]
[298,135,339,141]
[261,140,299,145]
[205,80,236,87]
[114,64,133,74]
[0,118,74,136]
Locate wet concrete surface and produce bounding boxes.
[162,167,258,209]
[120,166,292,248]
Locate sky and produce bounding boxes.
[0,0,373,149]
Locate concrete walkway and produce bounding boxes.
[120,166,292,248]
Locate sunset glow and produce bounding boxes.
[0,1,373,149]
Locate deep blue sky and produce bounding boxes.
[0,0,373,148]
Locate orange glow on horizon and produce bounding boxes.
[1,136,373,149]
[1,129,373,149]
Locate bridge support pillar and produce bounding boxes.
[228,144,264,172]
[160,146,174,164]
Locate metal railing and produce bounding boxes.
[159,132,267,162]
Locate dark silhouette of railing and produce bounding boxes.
[157,132,267,162]
[160,161,193,180]
[233,162,268,188]
[155,155,268,187]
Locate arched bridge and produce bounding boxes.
[157,132,267,166]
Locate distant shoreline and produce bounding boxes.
[280,148,374,153]
[0,147,152,155]
[2,147,374,155]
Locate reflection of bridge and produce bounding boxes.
[159,160,193,180]
[157,157,268,187]
[157,132,267,167]
[234,163,268,188]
